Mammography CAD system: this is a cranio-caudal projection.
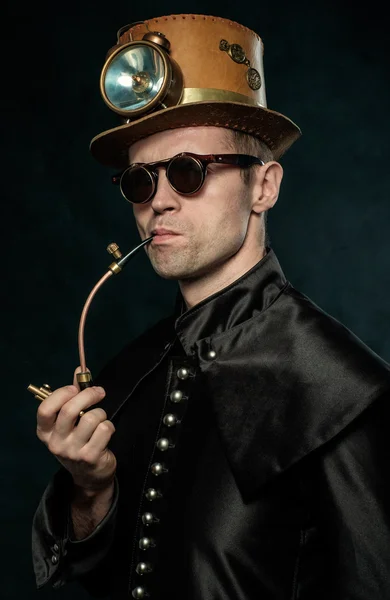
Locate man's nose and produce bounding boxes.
[150,168,181,213]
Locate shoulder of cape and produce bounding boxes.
[283,283,390,375]
[203,282,390,498]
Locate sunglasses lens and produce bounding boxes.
[168,156,204,194]
[121,166,154,204]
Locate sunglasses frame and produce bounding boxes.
[112,152,265,204]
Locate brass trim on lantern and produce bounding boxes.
[180,88,263,107]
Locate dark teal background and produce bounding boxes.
[2,0,390,598]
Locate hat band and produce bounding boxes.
[180,88,264,107]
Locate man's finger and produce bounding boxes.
[37,385,79,433]
[81,420,116,458]
[72,407,108,445]
[54,386,106,437]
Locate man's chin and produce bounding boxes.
[150,259,200,281]
[150,261,186,281]
[152,264,212,284]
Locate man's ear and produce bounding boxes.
[251,161,283,214]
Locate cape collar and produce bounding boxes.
[175,248,287,354]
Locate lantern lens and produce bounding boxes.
[103,44,165,112]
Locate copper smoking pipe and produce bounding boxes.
[27,236,154,407]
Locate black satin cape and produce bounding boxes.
[32,248,390,599]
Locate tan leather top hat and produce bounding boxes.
[90,14,301,168]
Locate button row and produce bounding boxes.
[50,542,60,565]
[132,362,196,599]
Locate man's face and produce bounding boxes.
[129,126,263,282]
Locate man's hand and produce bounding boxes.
[36,369,117,492]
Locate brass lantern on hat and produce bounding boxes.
[100,28,184,120]
[91,14,301,169]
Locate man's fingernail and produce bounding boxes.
[94,386,105,394]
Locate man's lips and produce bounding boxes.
[151,228,180,236]
[148,228,182,245]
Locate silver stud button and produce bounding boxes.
[163,413,178,427]
[142,512,158,525]
[177,367,190,380]
[136,562,153,575]
[170,389,184,403]
[139,537,154,550]
[206,349,217,360]
[53,544,59,553]
[156,437,170,451]
[151,462,165,476]
[132,586,146,598]
[145,488,161,501]
[51,555,58,565]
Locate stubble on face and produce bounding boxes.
[136,193,254,287]
[130,127,259,286]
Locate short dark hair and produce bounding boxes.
[224,129,274,182]
[224,129,273,247]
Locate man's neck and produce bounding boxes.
[179,247,267,309]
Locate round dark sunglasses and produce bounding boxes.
[112,152,264,204]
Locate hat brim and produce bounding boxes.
[90,101,301,169]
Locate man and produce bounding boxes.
[32,14,390,600]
